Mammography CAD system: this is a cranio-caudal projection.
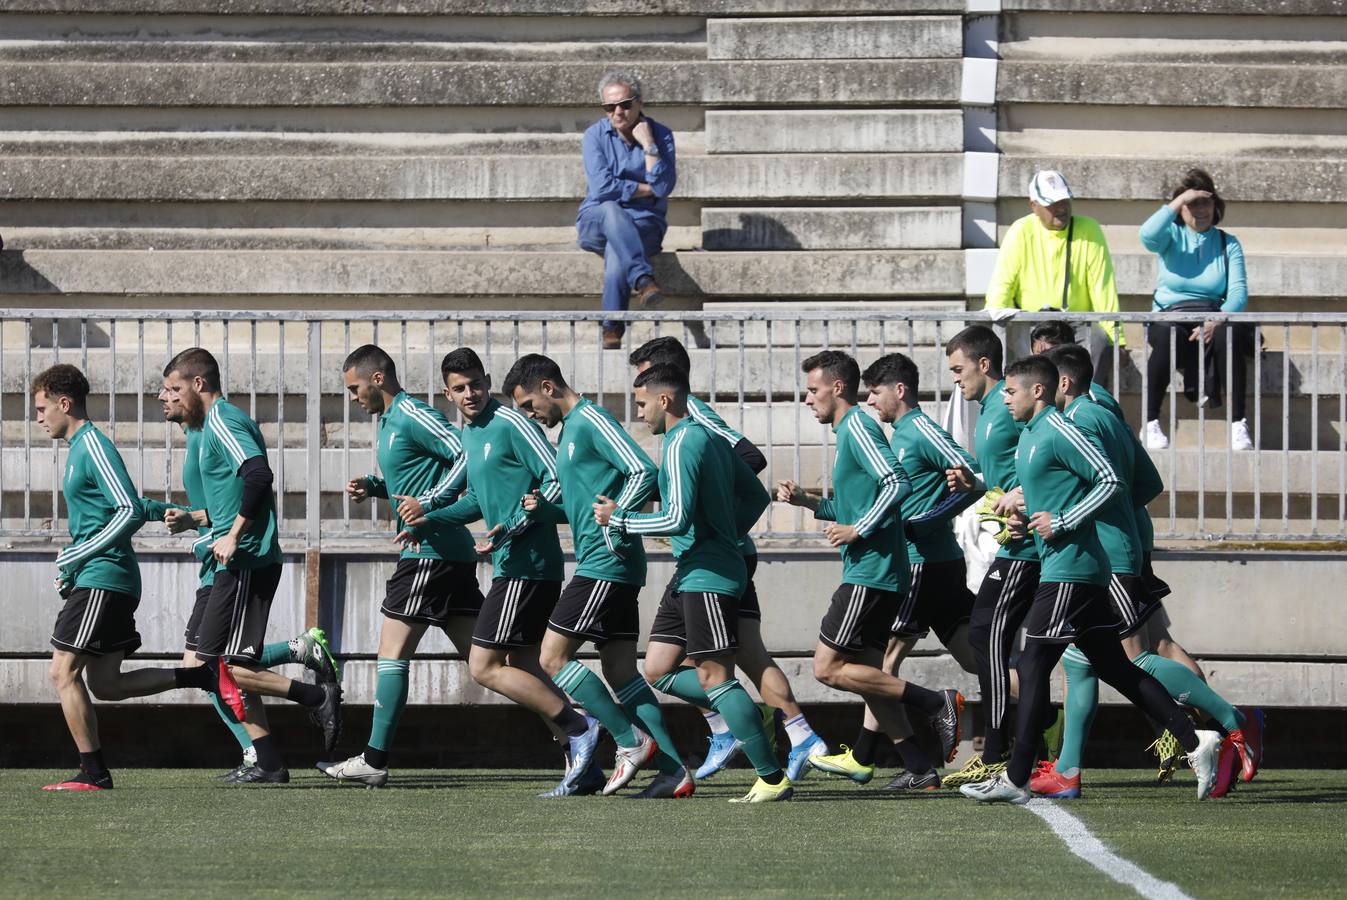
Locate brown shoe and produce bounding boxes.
[602,327,623,350]
[635,278,663,309]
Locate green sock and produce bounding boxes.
[259,640,294,669]
[209,691,253,752]
[1055,645,1097,774]
[1133,651,1242,733]
[616,675,683,775]
[369,658,410,752]
[706,679,781,778]
[553,661,638,748]
[652,666,711,706]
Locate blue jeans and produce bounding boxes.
[576,200,666,333]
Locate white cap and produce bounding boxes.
[1029,170,1073,206]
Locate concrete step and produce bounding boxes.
[707,15,960,60]
[0,0,957,14]
[999,154,1347,205]
[701,206,961,250]
[0,131,601,157]
[1004,0,1340,12]
[0,247,966,298]
[0,40,708,63]
[0,152,962,202]
[0,225,707,252]
[705,109,963,154]
[997,60,1347,109]
[0,59,961,106]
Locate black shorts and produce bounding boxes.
[548,576,641,646]
[739,554,761,621]
[382,557,484,626]
[891,558,975,643]
[184,584,213,651]
[819,583,900,654]
[1023,581,1122,645]
[1141,552,1172,601]
[649,585,740,659]
[471,578,560,650]
[1108,573,1164,638]
[51,588,141,657]
[195,563,283,663]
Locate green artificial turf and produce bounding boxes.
[2,768,1343,898]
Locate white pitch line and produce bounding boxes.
[1024,799,1194,900]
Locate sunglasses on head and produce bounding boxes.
[602,97,637,113]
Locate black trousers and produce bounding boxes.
[1008,630,1200,787]
[1146,320,1254,422]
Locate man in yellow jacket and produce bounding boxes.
[985,170,1122,385]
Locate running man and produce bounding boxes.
[163,348,342,784]
[505,353,693,798]
[318,344,484,787]
[813,352,982,790]
[960,355,1220,804]
[145,361,337,780]
[628,336,826,782]
[777,351,964,783]
[399,348,603,797]
[593,363,789,802]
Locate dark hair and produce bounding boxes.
[1029,320,1076,350]
[32,363,91,405]
[632,363,689,397]
[440,347,486,383]
[164,347,221,392]
[1044,344,1092,393]
[801,350,860,399]
[861,352,919,395]
[945,325,1003,376]
[1004,354,1059,392]
[1171,167,1224,226]
[628,336,690,374]
[503,353,567,397]
[342,344,398,380]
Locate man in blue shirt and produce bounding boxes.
[577,71,677,350]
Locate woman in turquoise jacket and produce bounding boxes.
[1139,168,1253,451]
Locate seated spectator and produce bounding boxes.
[985,170,1122,384]
[577,71,676,350]
[1138,168,1253,451]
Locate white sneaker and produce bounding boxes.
[317,753,389,787]
[1188,730,1222,800]
[1141,420,1169,450]
[603,727,657,796]
[959,771,1031,805]
[1231,419,1253,451]
[628,768,695,799]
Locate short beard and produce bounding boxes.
[180,392,207,429]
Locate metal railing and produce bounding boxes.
[1,308,1343,544]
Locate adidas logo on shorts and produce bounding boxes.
[988,570,1003,581]
[241,645,256,655]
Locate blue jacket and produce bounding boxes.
[577,115,676,227]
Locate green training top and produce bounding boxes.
[1089,384,1163,553]
[892,407,982,564]
[142,425,215,588]
[57,421,145,597]
[974,380,1040,562]
[364,391,476,564]
[200,398,283,571]
[1064,396,1142,576]
[533,397,658,586]
[415,398,564,582]
[610,417,766,597]
[687,395,758,557]
[1015,406,1122,585]
[813,406,912,593]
